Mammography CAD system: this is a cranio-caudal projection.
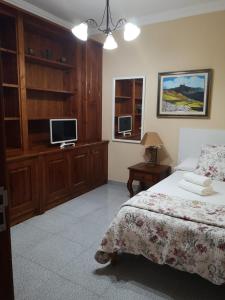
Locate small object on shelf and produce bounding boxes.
[27,47,35,55]
[141,132,163,166]
[59,56,67,63]
[41,49,53,60]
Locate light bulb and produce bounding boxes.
[124,22,140,41]
[71,23,88,41]
[103,33,118,50]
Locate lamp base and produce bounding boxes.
[148,147,158,166]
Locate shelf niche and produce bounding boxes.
[28,120,50,150]
[0,14,17,51]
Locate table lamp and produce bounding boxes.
[141,132,163,166]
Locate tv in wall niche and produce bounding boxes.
[157,69,212,118]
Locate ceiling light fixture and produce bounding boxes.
[71,0,141,50]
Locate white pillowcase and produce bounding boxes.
[174,157,198,172]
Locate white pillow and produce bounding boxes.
[195,145,225,181]
[174,157,198,172]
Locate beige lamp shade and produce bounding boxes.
[141,132,163,148]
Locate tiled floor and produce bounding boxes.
[11,183,225,300]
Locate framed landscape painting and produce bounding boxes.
[157,69,212,118]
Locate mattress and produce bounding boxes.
[148,170,225,205]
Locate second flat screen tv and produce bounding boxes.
[118,115,132,134]
[50,119,78,145]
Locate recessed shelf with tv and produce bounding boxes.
[118,115,132,137]
[113,76,145,143]
[50,119,78,149]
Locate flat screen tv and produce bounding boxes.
[118,115,132,134]
[50,119,78,147]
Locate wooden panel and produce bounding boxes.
[4,120,21,149]
[3,87,19,118]
[0,12,14,296]
[26,90,74,120]
[1,52,18,84]
[44,152,69,208]
[68,147,89,193]
[90,143,108,188]
[84,40,102,142]
[0,13,16,50]
[7,158,38,225]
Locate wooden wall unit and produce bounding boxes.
[0,2,108,226]
[7,142,108,225]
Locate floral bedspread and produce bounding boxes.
[95,191,225,285]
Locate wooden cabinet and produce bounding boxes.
[90,143,108,188]
[7,158,38,225]
[68,147,89,194]
[43,152,70,210]
[83,40,102,142]
[7,142,108,225]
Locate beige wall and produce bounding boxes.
[101,11,225,182]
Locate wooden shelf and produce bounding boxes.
[28,116,73,120]
[115,113,132,117]
[115,95,131,99]
[25,54,74,70]
[4,117,20,121]
[0,47,17,54]
[135,97,142,100]
[26,86,75,95]
[2,83,19,88]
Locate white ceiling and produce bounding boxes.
[5,0,225,28]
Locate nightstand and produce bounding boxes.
[127,163,171,197]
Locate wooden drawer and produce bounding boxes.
[132,171,153,182]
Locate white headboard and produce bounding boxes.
[178,128,225,162]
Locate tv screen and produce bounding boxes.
[50,119,77,144]
[118,116,132,133]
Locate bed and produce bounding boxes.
[95,128,225,285]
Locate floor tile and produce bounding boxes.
[59,217,106,248]
[57,246,116,295]
[24,272,100,300]
[22,234,84,273]
[11,222,53,256]
[12,254,60,300]
[23,209,76,234]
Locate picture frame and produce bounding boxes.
[157,69,212,118]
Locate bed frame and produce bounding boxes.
[178,128,225,163]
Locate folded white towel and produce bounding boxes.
[178,179,214,196]
[183,172,212,187]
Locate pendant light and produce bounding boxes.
[72,0,141,49]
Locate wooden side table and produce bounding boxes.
[127,163,171,197]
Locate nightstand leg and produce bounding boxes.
[127,178,134,198]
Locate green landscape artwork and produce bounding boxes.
[157,70,211,117]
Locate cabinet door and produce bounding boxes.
[90,143,108,188]
[84,40,102,142]
[7,158,38,225]
[44,152,69,209]
[68,148,89,194]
